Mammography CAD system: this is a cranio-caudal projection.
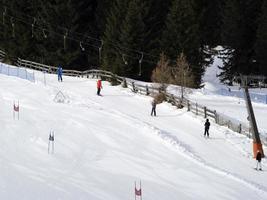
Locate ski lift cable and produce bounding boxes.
[4,9,153,59]
[0,4,161,61]
[3,13,100,49]
[2,11,159,65]
[2,9,155,64]
[0,3,101,40]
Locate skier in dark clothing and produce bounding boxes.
[255,150,262,170]
[204,119,210,137]
[151,100,156,116]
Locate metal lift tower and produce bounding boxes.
[237,75,266,158]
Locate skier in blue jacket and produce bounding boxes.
[57,66,63,82]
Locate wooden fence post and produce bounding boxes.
[204,107,207,118]
[187,100,190,111]
[196,103,198,115]
[132,82,136,93]
[146,85,149,95]
[122,78,127,88]
[214,110,217,123]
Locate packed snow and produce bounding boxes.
[0,61,267,200]
[191,55,267,135]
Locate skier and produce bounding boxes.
[255,150,262,170]
[204,118,210,137]
[151,100,156,116]
[48,131,55,154]
[57,66,63,82]
[97,79,103,95]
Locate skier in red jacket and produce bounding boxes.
[97,79,103,95]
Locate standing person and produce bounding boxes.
[48,131,55,154]
[255,150,262,170]
[151,100,156,116]
[204,119,210,137]
[97,79,103,95]
[57,66,63,82]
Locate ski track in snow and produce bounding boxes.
[3,72,267,199]
[65,90,267,196]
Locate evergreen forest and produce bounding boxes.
[0,0,266,87]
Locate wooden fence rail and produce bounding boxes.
[0,50,5,60]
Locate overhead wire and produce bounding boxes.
[0,3,161,65]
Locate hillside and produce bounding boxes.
[0,65,267,199]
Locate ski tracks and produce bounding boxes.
[58,85,267,196]
[85,101,267,195]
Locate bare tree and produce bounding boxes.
[171,53,194,102]
[151,53,172,92]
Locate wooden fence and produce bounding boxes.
[112,69,266,144]
[124,81,217,120]
[16,58,124,82]
[0,50,5,60]
[1,50,266,145]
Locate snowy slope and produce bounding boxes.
[0,69,267,200]
[188,54,267,136]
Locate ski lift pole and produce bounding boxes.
[80,41,85,51]
[31,18,36,38]
[3,7,6,25]
[243,85,263,156]
[99,40,103,62]
[240,75,264,157]
[10,17,15,37]
[138,52,143,76]
[122,54,128,65]
[42,29,47,38]
[64,29,68,50]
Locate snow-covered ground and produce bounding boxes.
[1,62,267,200]
[190,55,267,136]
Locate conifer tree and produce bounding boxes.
[95,0,111,36]
[219,0,243,83]
[42,0,81,68]
[220,0,263,83]
[161,0,209,88]
[255,1,267,76]
[101,0,128,73]
[142,0,171,80]
[0,0,34,62]
[196,0,224,46]
[73,0,99,69]
[119,0,147,78]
